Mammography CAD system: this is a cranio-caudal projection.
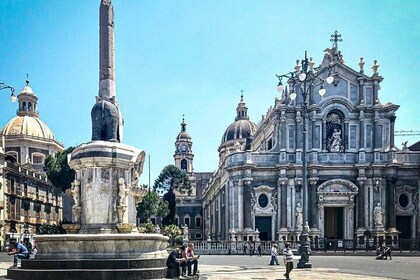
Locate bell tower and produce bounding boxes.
[174,117,194,173]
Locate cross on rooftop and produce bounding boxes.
[330,30,343,48]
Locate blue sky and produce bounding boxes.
[1,0,419,184]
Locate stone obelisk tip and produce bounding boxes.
[99,0,115,99]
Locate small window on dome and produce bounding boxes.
[28,102,32,111]
[32,153,45,165]
[22,102,27,111]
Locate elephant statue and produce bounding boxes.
[91,96,121,142]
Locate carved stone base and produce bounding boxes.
[116,223,135,233]
[62,224,81,234]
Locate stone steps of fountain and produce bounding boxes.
[7,267,167,280]
[7,258,168,280]
[21,258,166,269]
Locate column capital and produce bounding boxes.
[278,177,288,187]
[243,178,253,186]
[357,176,367,186]
[309,177,319,186]
[389,115,397,123]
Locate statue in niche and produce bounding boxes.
[244,130,253,150]
[70,179,80,206]
[295,203,303,228]
[118,178,128,206]
[373,203,384,227]
[327,128,342,152]
[91,96,122,142]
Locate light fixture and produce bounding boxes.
[299,72,306,81]
[326,75,334,84]
[277,80,284,92]
[319,86,326,96]
[10,92,17,103]
[290,90,297,100]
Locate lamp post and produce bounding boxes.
[276,51,336,268]
[0,82,17,102]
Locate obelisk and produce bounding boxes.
[91,0,123,142]
[99,0,115,99]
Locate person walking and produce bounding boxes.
[270,244,279,265]
[282,242,294,280]
[257,244,262,257]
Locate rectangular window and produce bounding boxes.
[365,87,373,106]
[175,217,179,226]
[314,125,320,149]
[350,83,359,104]
[267,138,273,150]
[366,125,372,148]
[376,125,383,148]
[195,217,201,228]
[350,125,357,149]
[150,218,156,225]
[288,125,295,149]
[184,217,190,227]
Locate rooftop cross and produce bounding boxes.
[240,89,244,102]
[330,30,343,49]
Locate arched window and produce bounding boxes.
[28,102,32,111]
[326,111,344,152]
[22,102,27,111]
[181,159,188,172]
[5,152,18,164]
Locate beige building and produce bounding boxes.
[0,80,64,250]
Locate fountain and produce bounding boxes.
[7,1,169,279]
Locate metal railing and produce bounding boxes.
[192,237,420,255]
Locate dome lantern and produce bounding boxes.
[17,77,39,118]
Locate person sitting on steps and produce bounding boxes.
[8,241,30,268]
[186,243,200,276]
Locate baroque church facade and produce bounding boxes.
[201,41,420,244]
[0,80,64,250]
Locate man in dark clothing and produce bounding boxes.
[166,245,187,277]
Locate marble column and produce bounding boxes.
[322,117,327,151]
[357,177,366,228]
[389,116,396,149]
[279,178,288,229]
[243,179,253,229]
[359,110,365,149]
[309,177,319,228]
[386,177,397,229]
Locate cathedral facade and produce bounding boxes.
[202,42,420,244]
[0,80,64,250]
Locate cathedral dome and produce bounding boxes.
[221,93,256,144]
[1,115,56,140]
[221,119,257,143]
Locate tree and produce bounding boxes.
[162,224,182,247]
[136,185,169,223]
[153,165,191,226]
[44,147,76,191]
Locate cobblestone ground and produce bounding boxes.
[198,265,396,280]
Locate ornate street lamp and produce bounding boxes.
[0,82,17,102]
[275,45,338,268]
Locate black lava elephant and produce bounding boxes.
[91,96,121,142]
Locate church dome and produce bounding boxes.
[1,115,56,140]
[221,93,256,144]
[176,117,191,141]
[222,119,257,143]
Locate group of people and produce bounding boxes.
[270,243,294,280]
[376,243,392,260]
[167,243,200,277]
[242,242,263,256]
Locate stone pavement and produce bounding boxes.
[198,264,396,280]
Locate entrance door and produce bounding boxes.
[324,207,344,239]
[255,216,272,241]
[396,215,411,239]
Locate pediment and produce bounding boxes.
[317,179,358,193]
